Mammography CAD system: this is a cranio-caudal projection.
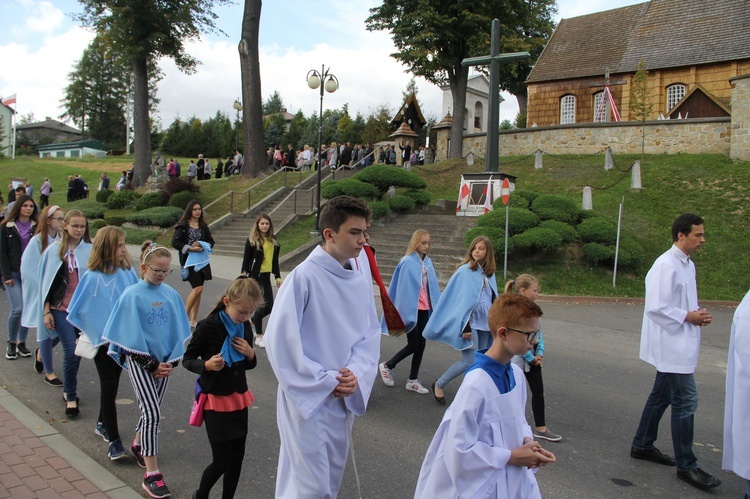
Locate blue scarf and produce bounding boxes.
[219,310,247,367]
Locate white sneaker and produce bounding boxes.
[379,362,394,387]
[405,379,429,394]
[255,335,265,348]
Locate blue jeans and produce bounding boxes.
[436,329,491,390]
[51,310,81,401]
[39,337,60,374]
[632,371,698,471]
[6,271,29,343]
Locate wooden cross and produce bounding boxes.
[589,66,627,122]
[462,19,529,173]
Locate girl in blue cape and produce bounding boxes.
[508,274,562,443]
[425,236,498,405]
[39,209,92,417]
[378,229,440,395]
[183,276,263,499]
[21,205,63,383]
[102,242,191,499]
[67,226,138,461]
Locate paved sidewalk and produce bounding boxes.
[0,387,139,499]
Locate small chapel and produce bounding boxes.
[525,0,750,127]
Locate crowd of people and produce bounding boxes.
[1,186,748,497]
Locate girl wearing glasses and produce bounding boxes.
[0,194,39,361]
[240,213,281,348]
[67,227,139,461]
[39,210,92,417]
[507,274,562,443]
[183,276,264,499]
[424,236,498,405]
[102,242,191,499]
[21,205,64,385]
[173,199,215,327]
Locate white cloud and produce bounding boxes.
[24,0,66,33]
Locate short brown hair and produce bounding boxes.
[488,293,543,335]
[318,196,370,239]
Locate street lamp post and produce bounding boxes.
[306,65,339,234]
[232,98,243,151]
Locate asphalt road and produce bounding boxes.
[0,275,745,498]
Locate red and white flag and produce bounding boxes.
[456,176,470,212]
[483,177,494,213]
[1,94,16,107]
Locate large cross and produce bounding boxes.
[462,19,529,173]
[589,66,626,122]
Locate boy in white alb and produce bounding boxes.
[415,293,555,498]
[265,196,380,498]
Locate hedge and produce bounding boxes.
[369,201,389,219]
[74,200,107,219]
[126,206,183,228]
[321,181,343,199]
[404,189,431,207]
[135,192,167,211]
[107,190,142,209]
[578,217,618,244]
[169,191,198,209]
[334,179,381,200]
[539,220,577,244]
[617,237,645,267]
[582,242,615,265]
[89,219,107,231]
[510,227,563,255]
[388,195,416,213]
[581,237,644,267]
[513,189,539,204]
[96,189,114,203]
[530,195,579,224]
[477,207,539,236]
[104,214,128,226]
[493,195,529,210]
[122,227,162,245]
[163,177,200,198]
[353,165,426,196]
[463,226,507,257]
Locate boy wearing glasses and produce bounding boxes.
[415,293,556,499]
[265,196,380,498]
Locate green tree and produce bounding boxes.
[630,60,652,162]
[263,91,285,115]
[76,0,228,186]
[281,110,306,149]
[362,104,394,145]
[366,0,555,158]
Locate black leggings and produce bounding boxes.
[385,309,429,380]
[196,436,246,499]
[251,272,274,336]
[94,345,122,441]
[525,364,546,427]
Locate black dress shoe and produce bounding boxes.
[432,381,446,405]
[65,402,80,418]
[630,446,676,466]
[677,467,721,490]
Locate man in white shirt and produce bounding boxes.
[630,213,721,490]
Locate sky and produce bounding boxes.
[0,0,645,131]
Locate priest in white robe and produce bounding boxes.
[723,289,750,497]
[265,196,380,499]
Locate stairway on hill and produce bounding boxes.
[367,213,476,288]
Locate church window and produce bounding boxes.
[474,102,484,131]
[667,84,686,112]
[560,95,576,124]
[593,92,605,122]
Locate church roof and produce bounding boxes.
[528,0,750,83]
[389,120,420,138]
[391,93,426,129]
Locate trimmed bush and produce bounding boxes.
[126,206,183,228]
[463,226,507,258]
[617,237,645,267]
[74,200,107,219]
[578,217,618,244]
[578,209,602,222]
[96,189,114,203]
[353,165,426,196]
[369,201,389,219]
[514,189,538,204]
[511,227,563,254]
[104,214,128,226]
[336,179,380,200]
[582,242,614,265]
[107,190,142,209]
[388,195,416,213]
[539,220,577,244]
[492,194,529,210]
[477,207,539,236]
[321,181,343,199]
[122,227,162,245]
[169,191,199,209]
[89,219,107,231]
[135,192,167,211]
[404,189,431,206]
[530,195,579,224]
[163,177,200,198]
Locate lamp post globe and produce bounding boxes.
[232,98,243,151]
[307,65,337,235]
